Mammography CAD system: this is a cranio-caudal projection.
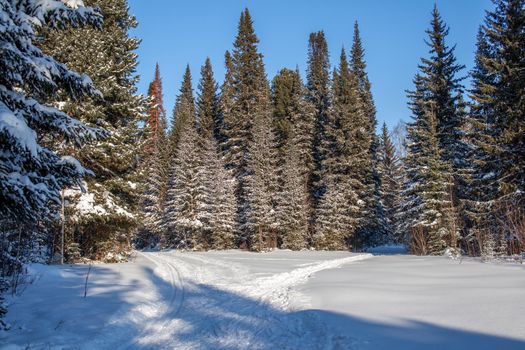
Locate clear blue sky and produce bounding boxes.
[128,0,492,129]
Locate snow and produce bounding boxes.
[0,102,39,157]
[2,251,525,349]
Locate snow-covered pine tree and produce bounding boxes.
[413,6,468,251]
[196,58,236,249]
[378,123,404,243]
[163,68,208,248]
[306,31,332,211]
[170,65,196,156]
[1,0,102,225]
[0,0,102,325]
[39,0,145,261]
[223,9,273,248]
[271,68,315,247]
[138,64,170,248]
[275,138,310,250]
[313,48,362,250]
[402,74,456,255]
[350,23,388,248]
[467,0,524,252]
[162,114,208,249]
[197,58,221,141]
[207,149,237,250]
[243,112,278,251]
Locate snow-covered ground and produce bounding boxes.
[2,250,524,349]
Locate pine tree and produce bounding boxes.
[138,65,170,248]
[403,75,456,255]
[1,0,102,221]
[306,31,331,208]
[378,123,404,243]
[413,5,468,240]
[314,48,363,250]
[400,6,468,254]
[350,22,388,248]
[276,139,310,250]
[163,116,208,249]
[196,58,236,249]
[243,114,278,251]
[271,68,315,247]
[223,9,274,248]
[170,65,196,155]
[197,58,221,140]
[466,0,524,253]
[39,0,145,260]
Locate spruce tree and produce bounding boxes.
[243,113,278,251]
[196,58,236,249]
[467,0,524,253]
[139,65,169,248]
[306,31,331,207]
[271,68,315,247]
[163,115,209,249]
[414,5,468,228]
[403,75,456,255]
[314,48,362,250]
[170,65,196,156]
[197,58,221,141]
[400,5,468,254]
[378,123,404,243]
[38,0,145,260]
[223,9,274,248]
[350,23,388,248]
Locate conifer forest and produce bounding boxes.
[1,1,524,349]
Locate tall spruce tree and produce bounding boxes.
[271,68,314,248]
[163,113,209,249]
[403,75,456,255]
[170,65,196,155]
[39,0,145,260]
[223,9,274,248]
[314,48,361,250]
[416,5,468,216]
[138,65,169,248]
[378,123,404,243]
[163,68,208,248]
[306,31,331,209]
[467,0,524,254]
[350,22,388,248]
[196,58,237,249]
[197,58,221,141]
[400,6,467,254]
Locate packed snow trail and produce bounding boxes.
[130,251,373,349]
[2,250,372,349]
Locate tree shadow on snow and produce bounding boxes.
[6,260,525,350]
[121,272,525,350]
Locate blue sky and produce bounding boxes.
[128,0,492,129]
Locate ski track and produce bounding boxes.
[127,251,373,349]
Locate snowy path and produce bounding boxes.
[2,251,525,350]
[2,250,372,349]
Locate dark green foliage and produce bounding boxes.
[39,0,145,260]
[222,9,274,249]
[306,31,332,205]
[378,123,404,243]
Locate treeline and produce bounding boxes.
[137,1,525,256]
[0,0,523,294]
